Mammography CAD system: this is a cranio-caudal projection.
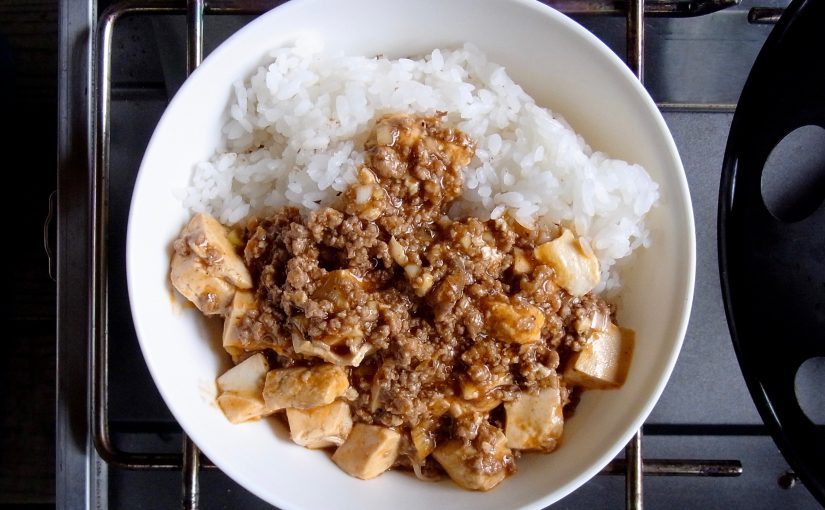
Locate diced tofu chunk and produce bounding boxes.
[534,229,600,297]
[564,323,634,389]
[432,427,512,491]
[179,213,252,289]
[486,299,545,344]
[170,213,253,316]
[217,352,270,394]
[263,364,349,412]
[512,247,534,275]
[504,384,564,451]
[286,401,353,449]
[289,270,375,366]
[454,395,502,417]
[170,252,236,316]
[216,353,270,423]
[222,290,256,357]
[332,424,401,479]
[216,393,265,424]
[459,370,512,401]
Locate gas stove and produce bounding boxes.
[56,1,822,508]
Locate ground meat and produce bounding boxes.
[231,113,620,488]
[468,421,516,478]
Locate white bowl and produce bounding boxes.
[127,0,695,508]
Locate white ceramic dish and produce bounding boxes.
[127,0,695,508]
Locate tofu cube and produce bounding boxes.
[217,352,270,394]
[564,324,634,389]
[432,427,512,491]
[534,229,600,297]
[222,290,257,357]
[216,393,266,425]
[215,353,270,423]
[504,384,564,451]
[180,213,252,289]
[289,270,374,367]
[459,370,511,403]
[263,364,349,412]
[170,213,253,316]
[487,299,545,344]
[170,252,237,316]
[286,401,353,449]
[332,424,401,479]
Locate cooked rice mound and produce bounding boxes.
[178,40,659,290]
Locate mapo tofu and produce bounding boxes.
[170,113,633,490]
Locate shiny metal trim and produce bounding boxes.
[187,0,204,73]
[627,0,644,80]
[44,190,57,282]
[748,7,783,24]
[182,436,201,510]
[626,431,644,509]
[625,2,643,505]
[57,0,96,506]
[657,102,737,113]
[602,458,745,476]
[552,0,740,16]
[92,1,184,471]
[182,2,205,504]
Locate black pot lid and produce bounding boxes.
[719,0,825,504]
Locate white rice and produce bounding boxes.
[179,40,659,291]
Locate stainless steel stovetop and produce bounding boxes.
[56,1,822,508]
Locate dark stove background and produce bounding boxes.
[1,0,57,506]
